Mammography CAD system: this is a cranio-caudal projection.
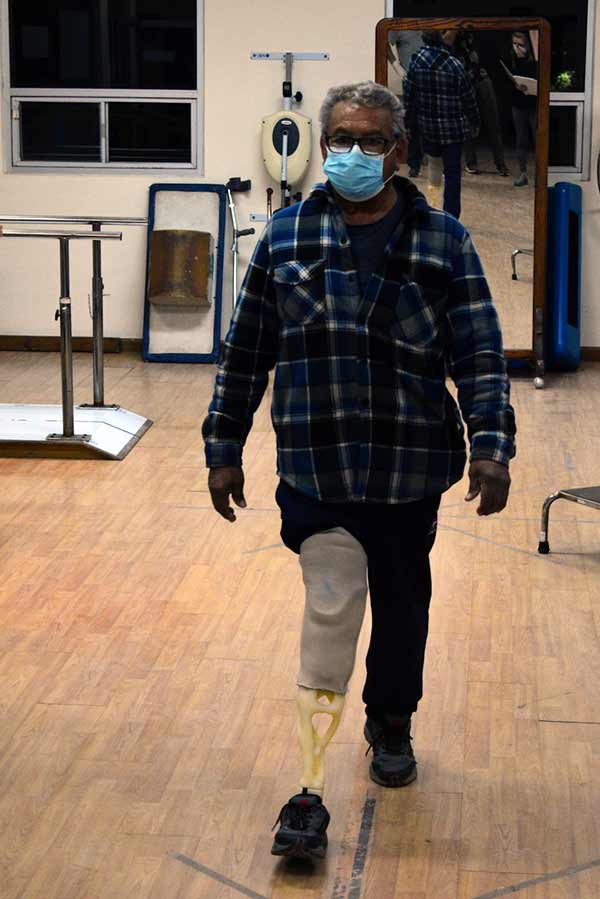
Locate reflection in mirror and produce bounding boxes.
[387,26,539,350]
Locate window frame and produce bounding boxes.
[547,99,584,173]
[0,0,204,173]
[384,0,597,180]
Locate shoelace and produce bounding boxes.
[272,801,316,832]
[365,731,413,757]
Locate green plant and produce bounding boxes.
[553,70,575,90]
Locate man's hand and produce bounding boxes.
[465,460,510,516]
[208,466,246,522]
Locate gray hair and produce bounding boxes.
[319,80,406,139]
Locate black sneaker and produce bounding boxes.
[271,792,330,860]
[364,714,417,788]
[408,167,420,178]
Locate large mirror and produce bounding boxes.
[376,18,550,372]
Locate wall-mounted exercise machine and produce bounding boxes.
[252,51,328,218]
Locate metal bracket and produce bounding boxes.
[251,52,329,61]
[534,306,545,389]
[46,433,92,443]
[78,403,120,410]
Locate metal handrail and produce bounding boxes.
[0,215,147,407]
[0,230,125,438]
[0,228,122,240]
[0,215,147,226]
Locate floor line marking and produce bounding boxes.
[440,513,600,526]
[242,543,285,555]
[469,856,600,898]
[168,852,269,899]
[437,522,568,562]
[539,718,600,726]
[440,472,580,512]
[346,792,377,899]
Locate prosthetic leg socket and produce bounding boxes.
[296,527,368,793]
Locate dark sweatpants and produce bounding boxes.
[512,105,537,174]
[276,479,441,719]
[464,76,506,171]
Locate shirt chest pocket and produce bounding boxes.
[272,258,327,326]
[390,282,447,347]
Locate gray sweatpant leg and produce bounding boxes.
[298,527,369,695]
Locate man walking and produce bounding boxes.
[203,81,515,858]
[404,31,480,218]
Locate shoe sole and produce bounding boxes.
[368,763,417,788]
[271,834,328,860]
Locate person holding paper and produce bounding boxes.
[507,31,538,187]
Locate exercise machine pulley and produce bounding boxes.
[252,51,328,218]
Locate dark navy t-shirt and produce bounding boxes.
[346,192,405,295]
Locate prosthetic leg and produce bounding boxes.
[271,528,368,859]
[426,154,443,209]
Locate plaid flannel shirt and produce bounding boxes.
[202,177,516,504]
[404,45,480,144]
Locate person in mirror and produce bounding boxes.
[508,31,538,187]
[407,130,424,178]
[442,29,509,177]
[202,81,515,860]
[403,30,480,220]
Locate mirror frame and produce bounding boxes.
[376,16,551,376]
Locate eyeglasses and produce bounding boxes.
[324,134,395,156]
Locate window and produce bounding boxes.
[5,0,200,169]
[548,104,582,168]
[388,0,596,177]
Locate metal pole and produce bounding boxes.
[281,129,289,209]
[0,228,122,239]
[91,222,105,406]
[58,238,74,438]
[284,51,293,83]
[0,216,146,226]
[226,190,239,313]
[283,52,293,111]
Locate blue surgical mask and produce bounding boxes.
[323,143,396,202]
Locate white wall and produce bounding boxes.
[0,0,385,340]
[578,5,600,348]
[1,1,599,347]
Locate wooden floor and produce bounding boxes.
[1,350,600,899]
